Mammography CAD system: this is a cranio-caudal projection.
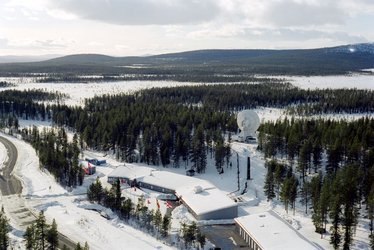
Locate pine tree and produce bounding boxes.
[368,184,374,236]
[274,163,286,199]
[120,198,133,220]
[153,208,162,233]
[87,179,104,203]
[83,241,89,250]
[35,211,49,250]
[24,224,36,250]
[47,219,59,250]
[300,180,310,214]
[0,206,10,250]
[184,222,197,248]
[298,141,310,182]
[312,139,323,173]
[329,177,342,250]
[214,140,225,173]
[75,242,82,250]
[264,162,275,201]
[280,171,298,214]
[196,230,206,250]
[114,178,122,210]
[312,175,330,237]
[161,215,171,238]
[340,165,361,250]
[289,175,299,215]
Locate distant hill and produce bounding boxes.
[0,54,61,63]
[0,43,373,76]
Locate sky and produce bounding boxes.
[0,0,373,56]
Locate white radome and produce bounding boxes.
[237,110,260,138]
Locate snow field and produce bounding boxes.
[1,133,173,250]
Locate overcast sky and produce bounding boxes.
[0,0,373,56]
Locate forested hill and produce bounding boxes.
[0,43,373,76]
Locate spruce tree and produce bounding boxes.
[0,206,10,250]
[83,241,89,250]
[75,242,82,250]
[197,230,206,250]
[114,178,122,210]
[368,184,374,236]
[35,211,49,250]
[47,219,59,250]
[120,198,133,220]
[300,180,311,214]
[329,177,342,250]
[264,162,275,201]
[24,224,36,250]
[153,208,162,233]
[161,215,171,238]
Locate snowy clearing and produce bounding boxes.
[283,74,374,90]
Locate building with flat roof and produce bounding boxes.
[107,165,238,220]
[235,211,318,250]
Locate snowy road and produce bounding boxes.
[0,136,22,195]
[0,135,77,249]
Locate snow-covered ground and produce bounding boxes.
[0,142,6,170]
[1,73,372,107]
[2,120,371,249]
[1,74,373,249]
[0,132,173,250]
[0,80,204,106]
[282,74,374,90]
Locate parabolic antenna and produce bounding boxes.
[237,110,260,138]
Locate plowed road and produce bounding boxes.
[0,135,76,249]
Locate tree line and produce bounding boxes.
[0,89,66,120]
[260,117,374,249]
[0,81,15,88]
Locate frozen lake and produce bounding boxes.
[283,74,374,90]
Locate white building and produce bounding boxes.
[108,165,238,220]
[235,211,318,250]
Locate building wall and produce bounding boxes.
[138,182,175,194]
[182,199,238,220]
[236,222,262,250]
[107,176,131,185]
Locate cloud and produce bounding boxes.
[0,37,74,51]
[259,1,347,27]
[48,0,220,25]
[0,38,10,48]
[188,25,367,45]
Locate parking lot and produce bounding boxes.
[200,224,250,250]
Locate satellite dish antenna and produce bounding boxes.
[237,110,260,141]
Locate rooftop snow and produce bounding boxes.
[235,211,318,250]
[140,170,214,192]
[108,165,237,218]
[177,186,237,216]
[107,164,154,180]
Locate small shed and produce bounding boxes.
[186,169,195,176]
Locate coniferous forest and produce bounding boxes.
[1,81,374,249]
[259,118,374,249]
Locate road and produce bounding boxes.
[0,136,22,195]
[0,135,77,250]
